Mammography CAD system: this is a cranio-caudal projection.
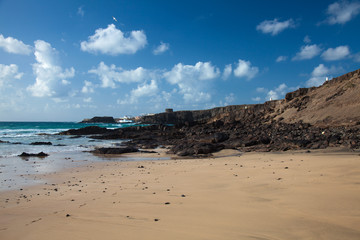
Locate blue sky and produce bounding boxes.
[0,0,359,121]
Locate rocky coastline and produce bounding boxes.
[59,119,360,157]
[59,69,360,157]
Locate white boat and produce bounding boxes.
[116,116,133,123]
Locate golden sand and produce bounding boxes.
[1,149,360,240]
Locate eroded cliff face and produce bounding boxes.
[60,68,360,156]
[273,68,360,126]
[139,68,360,127]
[139,101,280,126]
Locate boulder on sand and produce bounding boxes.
[91,146,139,154]
[19,152,49,157]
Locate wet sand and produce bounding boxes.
[1,149,360,240]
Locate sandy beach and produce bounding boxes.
[1,149,360,240]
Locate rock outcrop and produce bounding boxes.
[138,101,278,126]
[138,68,360,127]
[59,68,360,157]
[59,126,109,135]
[80,116,116,123]
[19,152,49,157]
[91,146,139,154]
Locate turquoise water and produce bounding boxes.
[0,122,136,191]
[0,122,134,157]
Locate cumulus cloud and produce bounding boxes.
[27,40,75,97]
[0,64,23,87]
[321,45,350,61]
[153,41,169,55]
[266,83,288,100]
[306,64,341,87]
[276,56,287,62]
[222,64,232,80]
[0,34,32,55]
[303,35,311,43]
[292,44,322,61]
[164,61,220,102]
[252,97,261,102]
[88,62,150,88]
[233,59,259,80]
[118,80,159,104]
[81,24,147,55]
[81,80,95,93]
[322,0,360,25]
[256,18,295,36]
[224,93,235,106]
[256,87,267,93]
[132,80,158,103]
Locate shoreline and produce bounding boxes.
[1,149,360,239]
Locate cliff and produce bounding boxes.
[139,101,280,125]
[273,68,360,126]
[138,68,360,127]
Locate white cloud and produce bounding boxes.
[292,44,322,61]
[0,64,23,87]
[276,56,287,62]
[256,87,267,93]
[224,93,235,105]
[164,61,220,103]
[321,45,350,61]
[267,90,278,100]
[27,40,75,97]
[81,24,147,55]
[77,6,84,17]
[88,62,149,88]
[83,97,92,103]
[118,80,159,104]
[81,80,95,93]
[252,97,261,102]
[306,64,341,87]
[303,35,311,43]
[266,83,288,100]
[153,42,169,55]
[323,0,360,25]
[256,18,295,36]
[0,34,32,55]
[233,59,259,80]
[222,64,232,80]
[130,80,158,102]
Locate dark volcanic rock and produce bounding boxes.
[19,152,49,157]
[30,142,52,145]
[91,146,139,154]
[81,116,116,123]
[59,126,109,135]
[55,68,360,156]
[169,142,225,157]
[212,132,229,143]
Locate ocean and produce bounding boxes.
[0,121,132,157]
[0,122,137,191]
